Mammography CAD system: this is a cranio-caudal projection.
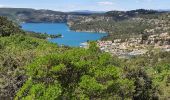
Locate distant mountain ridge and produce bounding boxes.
[0,8,67,23]
[0,8,166,23]
[71,10,106,14]
[158,9,170,12]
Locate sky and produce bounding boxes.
[0,0,170,11]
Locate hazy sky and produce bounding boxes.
[0,0,170,11]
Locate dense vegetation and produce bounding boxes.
[25,31,62,39]
[0,16,24,36]
[105,9,163,20]
[15,45,135,99]
[0,15,170,100]
[0,16,66,99]
[0,34,66,98]
[70,19,152,40]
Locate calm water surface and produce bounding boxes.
[21,23,107,46]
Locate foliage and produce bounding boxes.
[0,17,66,98]
[15,48,135,99]
[0,16,24,36]
[70,19,152,40]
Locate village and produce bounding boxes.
[97,32,170,58]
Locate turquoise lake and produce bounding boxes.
[21,23,107,47]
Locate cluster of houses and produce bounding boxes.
[97,40,147,58]
[97,33,170,58]
[149,33,170,51]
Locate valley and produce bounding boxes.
[0,8,170,100]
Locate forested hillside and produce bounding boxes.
[0,16,170,99]
[0,16,24,36]
[0,8,67,23]
[68,9,170,40]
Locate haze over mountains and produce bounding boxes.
[70,10,106,14]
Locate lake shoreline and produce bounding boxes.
[21,23,107,47]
